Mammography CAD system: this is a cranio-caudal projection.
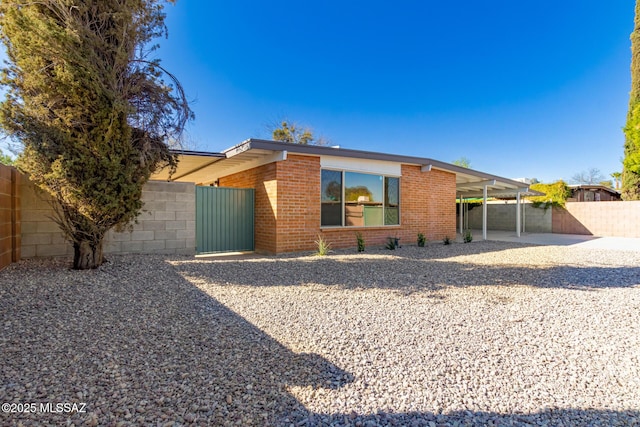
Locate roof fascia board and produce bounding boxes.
[170,149,226,158]
[241,139,525,187]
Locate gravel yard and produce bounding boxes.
[1,241,639,426]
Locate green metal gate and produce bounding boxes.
[195,186,254,254]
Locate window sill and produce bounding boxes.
[320,225,401,231]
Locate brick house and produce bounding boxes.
[153,139,530,254]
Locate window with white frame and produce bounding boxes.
[321,169,399,227]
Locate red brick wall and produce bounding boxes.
[218,163,278,253]
[0,164,21,270]
[275,155,322,252]
[319,165,456,250]
[553,201,640,237]
[219,156,458,253]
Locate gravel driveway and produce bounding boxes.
[1,241,639,426]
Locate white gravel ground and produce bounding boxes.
[1,241,639,426]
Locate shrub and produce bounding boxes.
[385,237,397,250]
[463,229,473,243]
[417,233,426,247]
[443,236,451,245]
[356,232,365,252]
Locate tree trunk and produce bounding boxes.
[73,239,104,270]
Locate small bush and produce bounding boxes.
[315,235,332,256]
[385,237,397,250]
[356,232,365,252]
[463,229,473,243]
[417,233,426,247]
[443,236,451,245]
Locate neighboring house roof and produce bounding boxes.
[568,184,621,196]
[152,139,535,197]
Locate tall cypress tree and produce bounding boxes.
[0,1,192,269]
[623,2,640,200]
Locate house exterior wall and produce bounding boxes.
[275,155,322,252]
[553,201,640,237]
[20,179,196,258]
[0,164,20,270]
[219,156,457,253]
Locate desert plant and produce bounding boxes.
[385,237,397,250]
[315,235,332,256]
[443,236,451,245]
[417,233,426,247]
[355,232,365,252]
[463,229,473,243]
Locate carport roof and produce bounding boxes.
[152,139,535,196]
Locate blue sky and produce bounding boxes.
[0,2,634,183]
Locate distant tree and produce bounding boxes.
[452,157,471,168]
[623,1,640,199]
[0,0,192,269]
[529,178,540,184]
[0,148,14,165]
[528,180,572,207]
[271,120,328,145]
[611,172,622,190]
[345,186,373,202]
[571,168,605,185]
[324,180,341,201]
[599,180,614,188]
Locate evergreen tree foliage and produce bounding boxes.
[623,1,640,199]
[0,0,192,269]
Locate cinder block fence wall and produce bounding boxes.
[467,203,552,233]
[553,201,640,238]
[0,164,20,270]
[20,180,196,259]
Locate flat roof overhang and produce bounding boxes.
[151,139,534,196]
[151,150,225,183]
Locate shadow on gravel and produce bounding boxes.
[174,252,640,293]
[313,407,640,426]
[2,256,638,426]
[0,257,352,426]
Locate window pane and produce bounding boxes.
[321,170,342,226]
[345,172,383,226]
[384,177,399,225]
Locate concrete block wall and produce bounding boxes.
[467,202,552,233]
[553,201,640,237]
[0,164,20,270]
[104,181,196,255]
[21,179,195,258]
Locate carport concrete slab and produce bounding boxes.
[464,230,640,252]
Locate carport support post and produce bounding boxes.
[516,191,521,238]
[482,185,488,240]
[459,194,463,235]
